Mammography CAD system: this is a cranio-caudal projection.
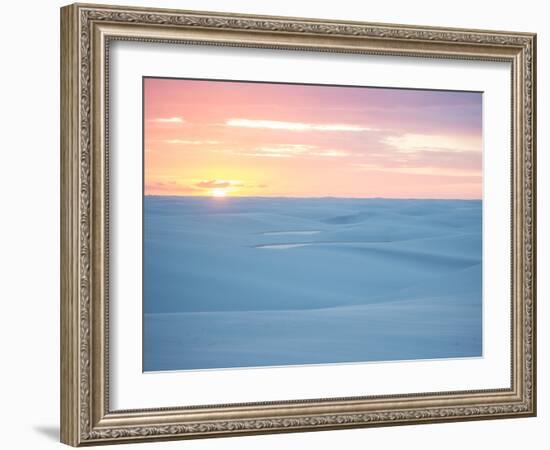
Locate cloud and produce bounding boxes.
[243,144,349,158]
[144,180,200,194]
[194,180,243,189]
[247,144,315,158]
[312,150,349,157]
[164,139,220,145]
[226,118,373,132]
[146,180,178,188]
[382,133,481,153]
[353,163,480,177]
[149,117,185,124]
[146,179,247,195]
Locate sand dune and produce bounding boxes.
[260,230,321,236]
[143,196,482,371]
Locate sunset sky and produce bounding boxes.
[144,78,482,199]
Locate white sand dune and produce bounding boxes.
[256,243,311,249]
[143,196,482,371]
[261,230,321,236]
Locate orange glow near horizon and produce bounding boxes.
[211,188,227,197]
[144,78,482,199]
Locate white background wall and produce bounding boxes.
[0,1,546,449]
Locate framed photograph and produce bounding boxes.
[60,3,537,446]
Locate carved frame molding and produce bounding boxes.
[61,3,536,446]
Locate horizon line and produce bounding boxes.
[144,194,482,201]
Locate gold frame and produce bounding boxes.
[60,2,537,446]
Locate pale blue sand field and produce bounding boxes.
[143,196,482,371]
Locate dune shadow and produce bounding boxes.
[322,213,371,224]
[260,230,321,236]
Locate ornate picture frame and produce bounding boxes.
[60,3,536,446]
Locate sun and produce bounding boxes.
[211,188,227,198]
